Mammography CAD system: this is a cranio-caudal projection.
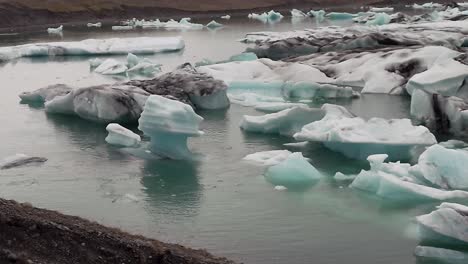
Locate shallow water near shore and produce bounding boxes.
[0,15,458,264]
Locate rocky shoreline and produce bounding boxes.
[0,198,235,264]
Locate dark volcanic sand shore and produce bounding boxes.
[0,198,236,264]
[0,0,456,30]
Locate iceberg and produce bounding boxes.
[290,9,307,17]
[1,154,47,170]
[221,15,231,20]
[206,20,223,28]
[111,25,134,31]
[0,37,184,61]
[265,152,322,189]
[369,7,394,12]
[410,145,468,190]
[254,102,308,113]
[365,13,392,26]
[164,18,204,30]
[93,59,128,75]
[91,53,161,76]
[294,104,437,161]
[138,95,204,160]
[19,84,72,104]
[87,22,102,28]
[240,106,325,136]
[47,25,63,34]
[307,10,326,22]
[248,10,283,23]
[417,203,468,247]
[349,156,468,202]
[326,12,357,20]
[412,2,444,9]
[105,123,141,147]
[243,150,293,166]
[414,246,468,264]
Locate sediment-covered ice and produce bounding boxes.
[0,37,184,61]
[414,246,468,264]
[138,95,204,160]
[240,106,325,136]
[0,154,47,170]
[47,25,63,35]
[349,155,468,202]
[19,84,72,104]
[243,150,293,166]
[294,104,437,161]
[265,152,322,188]
[105,123,141,147]
[87,22,102,28]
[417,203,468,247]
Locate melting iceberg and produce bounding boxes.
[47,25,63,34]
[91,53,161,76]
[105,123,141,147]
[294,104,437,161]
[93,59,128,75]
[243,150,293,166]
[240,106,325,136]
[307,10,326,22]
[0,37,185,61]
[138,95,204,160]
[417,203,468,247]
[349,155,468,202]
[265,152,322,189]
[248,10,283,23]
[1,154,47,170]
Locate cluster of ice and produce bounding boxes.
[0,154,47,170]
[243,150,293,166]
[265,152,322,189]
[90,53,161,76]
[416,203,468,247]
[240,106,325,136]
[294,104,437,161]
[369,7,394,12]
[248,10,283,23]
[21,64,229,122]
[0,37,185,61]
[348,155,468,202]
[241,20,468,59]
[47,25,63,35]
[87,22,102,28]
[105,123,141,147]
[138,95,204,160]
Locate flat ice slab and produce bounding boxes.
[0,37,185,61]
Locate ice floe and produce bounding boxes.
[138,95,204,160]
[105,123,141,147]
[0,37,185,61]
[206,20,223,29]
[294,104,437,161]
[221,15,231,20]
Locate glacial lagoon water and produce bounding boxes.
[0,16,457,264]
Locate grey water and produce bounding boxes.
[0,16,441,264]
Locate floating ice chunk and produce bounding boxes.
[206,20,223,28]
[1,154,47,170]
[105,123,141,147]
[112,25,133,30]
[294,104,437,161]
[164,18,204,29]
[254,102,308,113]
[417,203,468,247]
[240,106,325,136]
[365,13,391,26]
[326,12,357,20]
[19,84,72,104]
[47,25,63,34]
[87,22,102,28]
[265,152,322,189]
[369,7,394,12]
[228,92,284,107]
[412,2,444,9]
[93,59,128,75]
[127,61,161,76]
[414,246,468,264]
[221,15,231,20]
[334,172,358,181]
[291,9,307,17]
[349,156,468,202]
[0,37,184,61]
[126,53,140,68]
[46,85,149,123]
[410,145,468,190]
[248,10,283,23]
[307,10,326,22]
[283,82,357,99]
[274,185,288,191]
[243,150,293,166]
[138,95,203,159]
[89,58,104,68]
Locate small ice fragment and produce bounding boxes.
[105,123,141,147]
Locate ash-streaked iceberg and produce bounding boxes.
[294,104,437,161]
[265,152,322,189]
[138,95,204,160]
[105,123,141,147]
[19,84,72,104]
[0,37,184,61]
[240,106,325,136]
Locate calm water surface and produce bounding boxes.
[0,16,446,264]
